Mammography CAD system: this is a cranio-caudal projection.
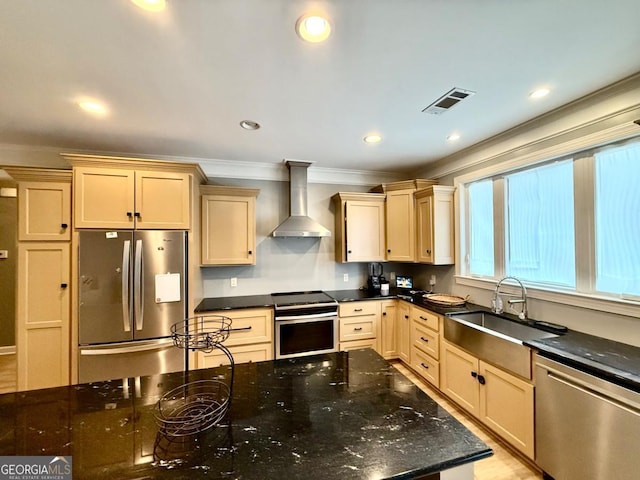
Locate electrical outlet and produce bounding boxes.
[429,274,437,286]
[230,277,237,287]
[343,273,349,282]
[0,250,8,259]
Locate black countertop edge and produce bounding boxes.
[391,450,494,480]
[194,294,275,312]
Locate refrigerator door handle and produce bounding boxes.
[80,339,174,355]
[122,240,132,332]
[134,239,144,330]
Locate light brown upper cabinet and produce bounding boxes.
[333,192,386,263]
[415,185,455,265]
[201,185,259,266]
[372,179,437,262]
[2,168,72,241]
[65,154,204,230]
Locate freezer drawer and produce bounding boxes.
[78,339,184,383]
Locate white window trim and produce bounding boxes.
[454,121,640,318]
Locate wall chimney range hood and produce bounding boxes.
[271,160,331,238]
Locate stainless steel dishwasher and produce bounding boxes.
[534,353,640,480]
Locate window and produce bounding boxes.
[462,136,640,303]
[468,180,494,277]
[595,143,640,297]
[505,161,575,287]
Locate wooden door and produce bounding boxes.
[380,300,397,359]
[396,302,411,364]
[416,194,434,263]
[201,194,255,265]
[385,189,415,261]
[74,167,135,229]
[17,243,70,390]
[135,170,191,229]
[18,182,71,241]
[441,341,480,417]
[432,188,455,265]
[479,361,534,458]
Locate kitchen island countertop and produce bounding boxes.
[0,349,492,479]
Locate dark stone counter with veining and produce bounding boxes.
[0,349,491,479]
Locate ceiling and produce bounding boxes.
[2,0,640,176]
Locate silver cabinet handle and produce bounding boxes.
[134,239,144,331]
[122,240,131,332]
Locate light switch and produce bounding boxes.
[0,250,8,259]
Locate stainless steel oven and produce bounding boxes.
[273,291,339,360]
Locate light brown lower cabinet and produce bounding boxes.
[338,301,381,353]
[196,308,273,368]
[380,300,397,359]
[441,340,534,458]
[17,243,70,391]
[396,302,411,364]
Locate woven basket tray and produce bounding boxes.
[422,293,467,307]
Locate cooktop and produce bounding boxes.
[271,290,336,307]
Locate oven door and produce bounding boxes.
[275,313,338,360]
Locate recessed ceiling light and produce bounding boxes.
[363,134,382,144]
[296,14,331,43]
[529,87,550,99]
[447,133,461,142]
[240,120,260,130]
[131,0,166,12]
[78,100,108,116]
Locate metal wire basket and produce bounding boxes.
[155,377,232,437]
[171,314,232,352]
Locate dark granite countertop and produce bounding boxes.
[0,349,492,479]
[195,294,275,312]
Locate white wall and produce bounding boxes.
[416,73,640,347]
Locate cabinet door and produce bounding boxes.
[201,194,256,265]
[385,190,415,261]
[480,362,534,458]
[18,182,71,241]
[416,194,434,263]
[396,302,411,364]
[345,200,386,262]
[74,167,135,229]
[380,301,397,359]
[135,170,191,229]
[432,190,455,265]
[17,243,70,390]
[441,341,480,417]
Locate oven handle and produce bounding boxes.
[275,311,338,322]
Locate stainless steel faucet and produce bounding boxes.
[492,276,527,320]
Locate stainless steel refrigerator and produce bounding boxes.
[78,230,186,383]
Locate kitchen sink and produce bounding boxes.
[444,311,558,379]
[448,311,559,343]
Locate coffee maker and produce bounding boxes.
[367,262,385,294]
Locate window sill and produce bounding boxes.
[455,275,640,318]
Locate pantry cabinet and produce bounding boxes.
[18,180,71,241]
[200,185,259,266]
[415,185,455,265]
[441,340,534,458]
[196,308,273,368]
[332,192,386,263]
[16,243,70,390]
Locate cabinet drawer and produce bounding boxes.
[339,317,375,341]
[339,301,379,317]
[412,347,440,388]
[201,309,273,347]
[340,338,377,352]
[198,343,272,368]
[411,307,439,332]
[412,321,439,359]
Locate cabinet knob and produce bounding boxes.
[471,371,477,378]
[477,374,486,385]
[61,223,68,229]
[420,363,429,370]
[61,283,68,289]
[404,315,409,319]
[126,212,133,217]
[134,212,141,218]
[382,312,387,316]
[347,249,352,254]
[387,249,391,253]
[248,250,252,255]
[426,249,431,254]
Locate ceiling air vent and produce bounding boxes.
[422,87,476,115]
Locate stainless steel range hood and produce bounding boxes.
[271,161,331,238]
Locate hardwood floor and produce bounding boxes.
[0,353,17,394]
[392,361,542,480]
